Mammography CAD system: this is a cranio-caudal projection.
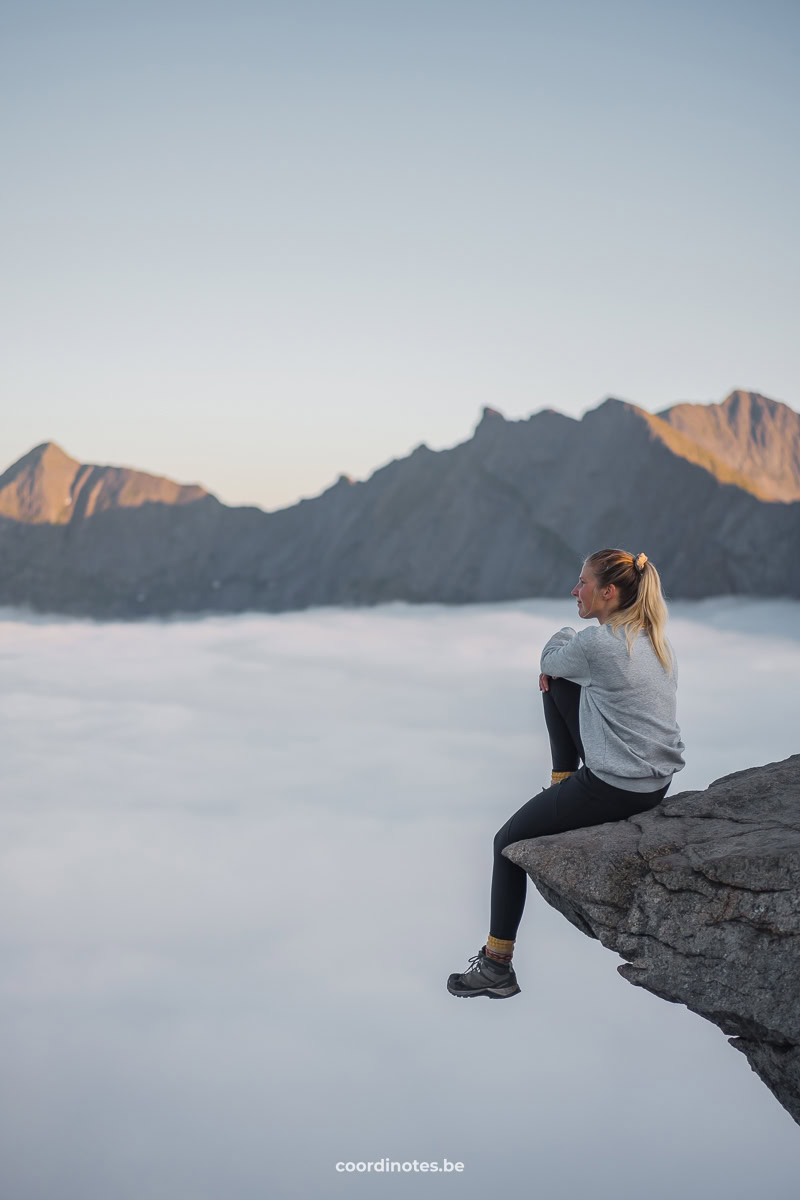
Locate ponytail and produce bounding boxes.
[585,548,674,675]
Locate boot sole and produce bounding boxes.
[447,982,521,998]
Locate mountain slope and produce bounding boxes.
[657,390,800,502]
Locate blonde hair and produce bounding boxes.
[585,548,674,675]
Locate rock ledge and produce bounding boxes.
[503,755,800,1124]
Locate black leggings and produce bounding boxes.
[490,677,670,941]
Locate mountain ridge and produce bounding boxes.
[3,388,796,521]
[1,388,798,618]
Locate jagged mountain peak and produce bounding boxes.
[594,395,637,410]
[579,394,657,425]
[722,388,781,409]
[29,439,72,455]
[0,441,83,524]
[7,440,79,471]
[657,388,792,421]
[0,441,213,525]
[473,405,507,435]
[656,389,800,501]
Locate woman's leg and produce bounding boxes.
[490,768,667,940]
[447,770,669,997]
[486,684,583,953]
[542,677,585,770]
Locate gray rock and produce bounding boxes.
[502,754,800,1125]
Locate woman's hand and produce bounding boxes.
[539,673,552,692]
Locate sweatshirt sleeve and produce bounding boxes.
[540,627,593,686]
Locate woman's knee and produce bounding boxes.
[493,820,515,856]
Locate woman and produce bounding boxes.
[447,548,685,999]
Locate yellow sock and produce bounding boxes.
[551,770,575,785]
[485,935,515,964]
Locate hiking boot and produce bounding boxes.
[446,946,521,999]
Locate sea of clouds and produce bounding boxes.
[1,597,799,1199]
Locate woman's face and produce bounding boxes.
[571,562,598,619]
[571,561,620,623]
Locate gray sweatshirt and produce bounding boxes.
[540,623,686,792]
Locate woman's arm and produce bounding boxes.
[540,627,592,686]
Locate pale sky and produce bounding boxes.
[1,599,799,1197]
[2,0,798,511]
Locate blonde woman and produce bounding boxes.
[448,549,685,999]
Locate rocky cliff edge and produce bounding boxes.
[503,755,800,1124]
